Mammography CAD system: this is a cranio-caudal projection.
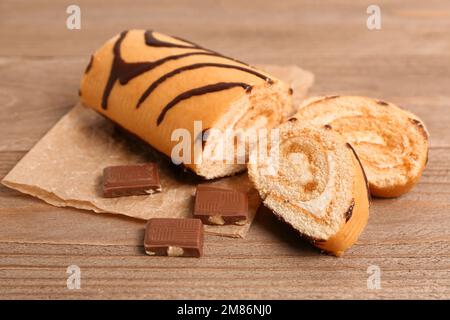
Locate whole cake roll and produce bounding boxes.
[80,30,293,179]
[294,96,429,197]
[248,122,370,256]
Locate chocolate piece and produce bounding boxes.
[193,184,248,225]
[144,218,203,257]
[103,163,161,198]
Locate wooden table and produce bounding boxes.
[1,0,449,299]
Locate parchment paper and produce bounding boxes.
[2,65,314,238]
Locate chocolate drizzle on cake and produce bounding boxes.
[146,31,250,66]
[101,30,271,124]
[346,142,371,201]
[137,62,271,108]
[157,82,252,125]
[409,118,429,140]
[376,100,389,106]
[85,55,94,74]
[120,52,223,85]
[345,200,355,222]
[145,31,202,49]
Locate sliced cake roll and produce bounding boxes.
[248,123,370,256]
[80,30,293,179]
[294,96,429,197]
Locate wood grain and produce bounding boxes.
[0,0,449,299]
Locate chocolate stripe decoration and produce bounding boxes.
[145,31,249,65]
[119,52,222,85]
[84,55,94,74]
[102,31,215,109]
[168,32,250,67]
[101,30,258,109]
[102,31,130,109]
[156,82,251,125]
[347,143,371,201]
[137,63,271,108]
[145,30,200,49]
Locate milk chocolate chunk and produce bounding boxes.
[193,185,248,225]
[103,163,161,198]
[144,218,203,257]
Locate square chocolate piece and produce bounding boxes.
[144,218,203,257]
[103,163,161,198]
[193,184,248,225]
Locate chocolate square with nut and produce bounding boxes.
[144,218,203,258]
[103,163,161,198]
[193,184,248,225]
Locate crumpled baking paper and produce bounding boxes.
[2,65,314,238]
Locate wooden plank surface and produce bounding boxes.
[0,0,449,299]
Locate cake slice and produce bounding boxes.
[294,96,429,197]
[248,122,370,256]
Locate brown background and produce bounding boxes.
[0,0,449,299]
